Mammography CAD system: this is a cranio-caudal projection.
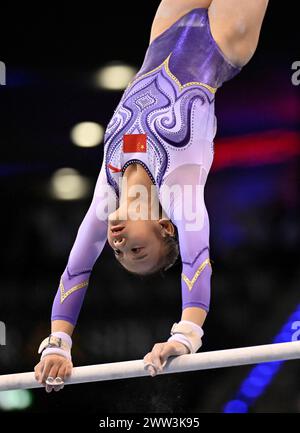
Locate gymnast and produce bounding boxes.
[34,0,269,392]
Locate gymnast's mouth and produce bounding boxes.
[110,225,126,237]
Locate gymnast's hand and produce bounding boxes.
[143,340,189,377]
[34,354,73,392]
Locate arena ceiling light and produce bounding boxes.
[49,168,91,200]
[0,390,32,411]
[70,122,104,148]
[95,63,137,90]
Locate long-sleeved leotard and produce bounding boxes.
[51,8,242,326]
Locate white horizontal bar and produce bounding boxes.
[0,341,300,391]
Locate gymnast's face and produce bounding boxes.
[107,217,174,274]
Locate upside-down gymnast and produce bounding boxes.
[34,0,269,392]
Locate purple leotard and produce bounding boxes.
[51,8,242,326]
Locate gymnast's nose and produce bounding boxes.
[113,237,126,248]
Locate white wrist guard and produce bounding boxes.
[167,320,204,354]
[38,332,72,361]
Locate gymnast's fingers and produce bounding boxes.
[143,353,158,377]
[45,364,61,393]
[52,364,67,392]
[65,361,73,378]
[40,359,55,386]
[34,361,44,384]
[53,376,64,392]
[151,343,165,372]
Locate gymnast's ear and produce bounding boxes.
[158,218,175,238]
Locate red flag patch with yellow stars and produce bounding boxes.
[123,134,147,153]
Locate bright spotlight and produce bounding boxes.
[0,390,33,411]
[95,64,137,90]
[50,168,91,200]
[71,122,104,148]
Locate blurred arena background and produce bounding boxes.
[0,1,299,413]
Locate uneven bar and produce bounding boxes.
[1,341,300,391]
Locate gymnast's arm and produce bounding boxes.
[50,161,116,327]
[34,161,117,389]
[159,164,212,351]
[144,165,212,377]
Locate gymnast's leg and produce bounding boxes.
[208,0,269,66]
[149,0,214,44]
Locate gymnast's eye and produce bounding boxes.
[114,249,121,256]
[131,247,142,254]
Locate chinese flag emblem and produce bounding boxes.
[123,134,147,153]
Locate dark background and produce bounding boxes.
[0,1,299,414]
